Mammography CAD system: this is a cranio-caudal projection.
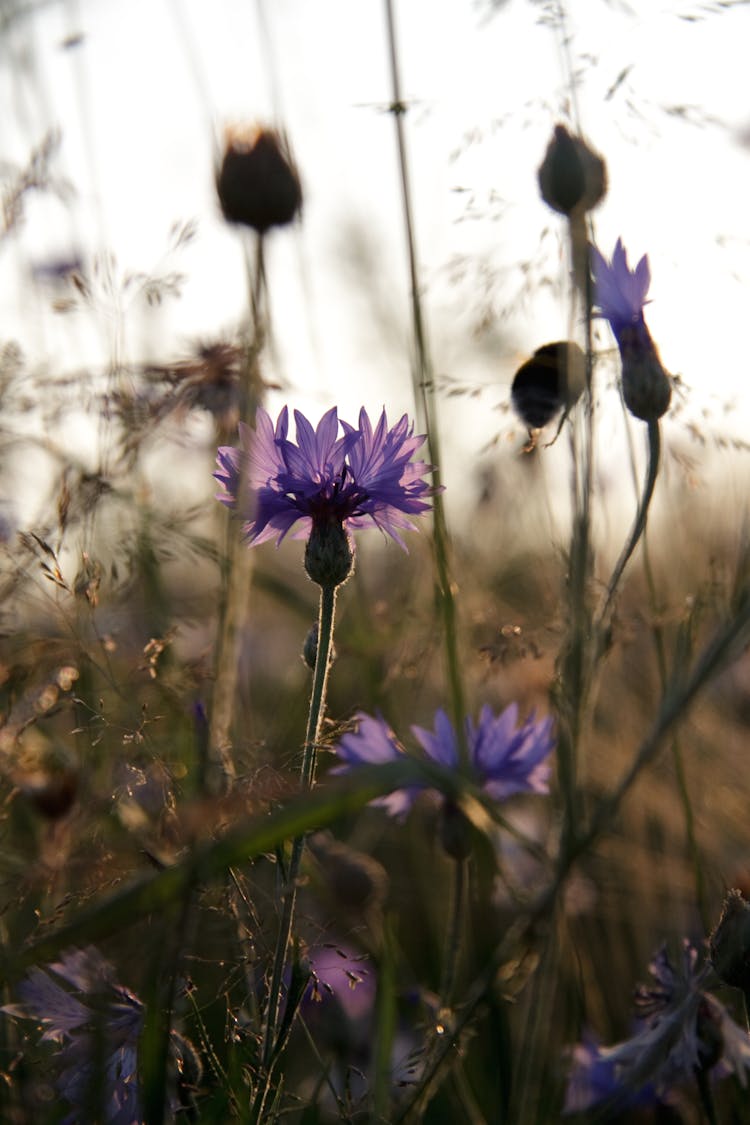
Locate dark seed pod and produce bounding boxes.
[511,341,584,430]
[216,125,302,234]
[538,124,607,217]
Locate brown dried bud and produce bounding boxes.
[538,124,606,217]
[15,740,78,819]
[216,125,302,233]
[709,889,750,992]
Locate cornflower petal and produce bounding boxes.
[412,709,460,769]
[592,236,651,337]
[333,705,554,821]
[331,712,421,820]
[214,405,437,550]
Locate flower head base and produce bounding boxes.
[215,406,437,578]
[564,941,750,1114]
[591,238,671,421]
[332,703,554,824]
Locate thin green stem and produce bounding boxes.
[383,0,466,760]
[695,1065,719,1125]
[256,583,337,1103]
[439,857,466,1009]
[556,219,595,856]
[597,419,661,631]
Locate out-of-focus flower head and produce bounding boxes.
[216,124,302,234]
[332,704,554,825]
[591,237,671,421]
[3,947,200,1124]
[215,406,437,583]
[564,941,750,1115]
[563,1032,657,1114]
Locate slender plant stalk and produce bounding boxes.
[383,0,466,758]
[439,857,466,1009]
[597,418,661,631]
[555,219,596,856]
[254,582,338,1116]
[209,233,267,789]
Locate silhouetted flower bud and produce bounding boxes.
[709,889,750,993]
[216,125,302,233]
[618,323,672,422]
[538,124,606,216]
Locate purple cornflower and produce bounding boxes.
[564,941,750,1114]
[332,703,555,822]
[214,405,436,551]
[591,237,671,421]
[3,947,199,1124]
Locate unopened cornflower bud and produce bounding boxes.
[302,622,319,670]
[538,124,607,217]
[216,124,302,234]
[709,888,750,993]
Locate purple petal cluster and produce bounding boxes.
[332,703,554,820]
[214,405,437,550]
[591,237,651,340]
[4,948,198,1125]
[5,948,144,1125]
[564,941,750,1114]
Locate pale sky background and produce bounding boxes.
[0,0,749,540]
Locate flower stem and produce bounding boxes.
[256,583,337,1092]
[597,418,661,631]
[383,0,467,762]
[439,857,466,1009]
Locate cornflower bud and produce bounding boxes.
[709,888,750,993]
[538,124,606,217]
[216,125,302,233]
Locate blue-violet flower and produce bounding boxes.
[564,941,750,1114]
[332,703,554,822]
[591,237,671,421]
[3,947,199,1125]
[214,405,436,551]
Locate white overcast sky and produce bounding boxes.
[0,0,749,531]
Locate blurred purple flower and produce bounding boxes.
[564,941,750,1114]
[5,948,143,1125]
[590,237,671,421]
[332,703,554,821]
[214,405,437,550]
[564,1032,657,1114]
[4,947,198,1125]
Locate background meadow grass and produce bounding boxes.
[1,1,750,1122]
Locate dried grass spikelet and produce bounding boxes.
[216,124,302,234]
